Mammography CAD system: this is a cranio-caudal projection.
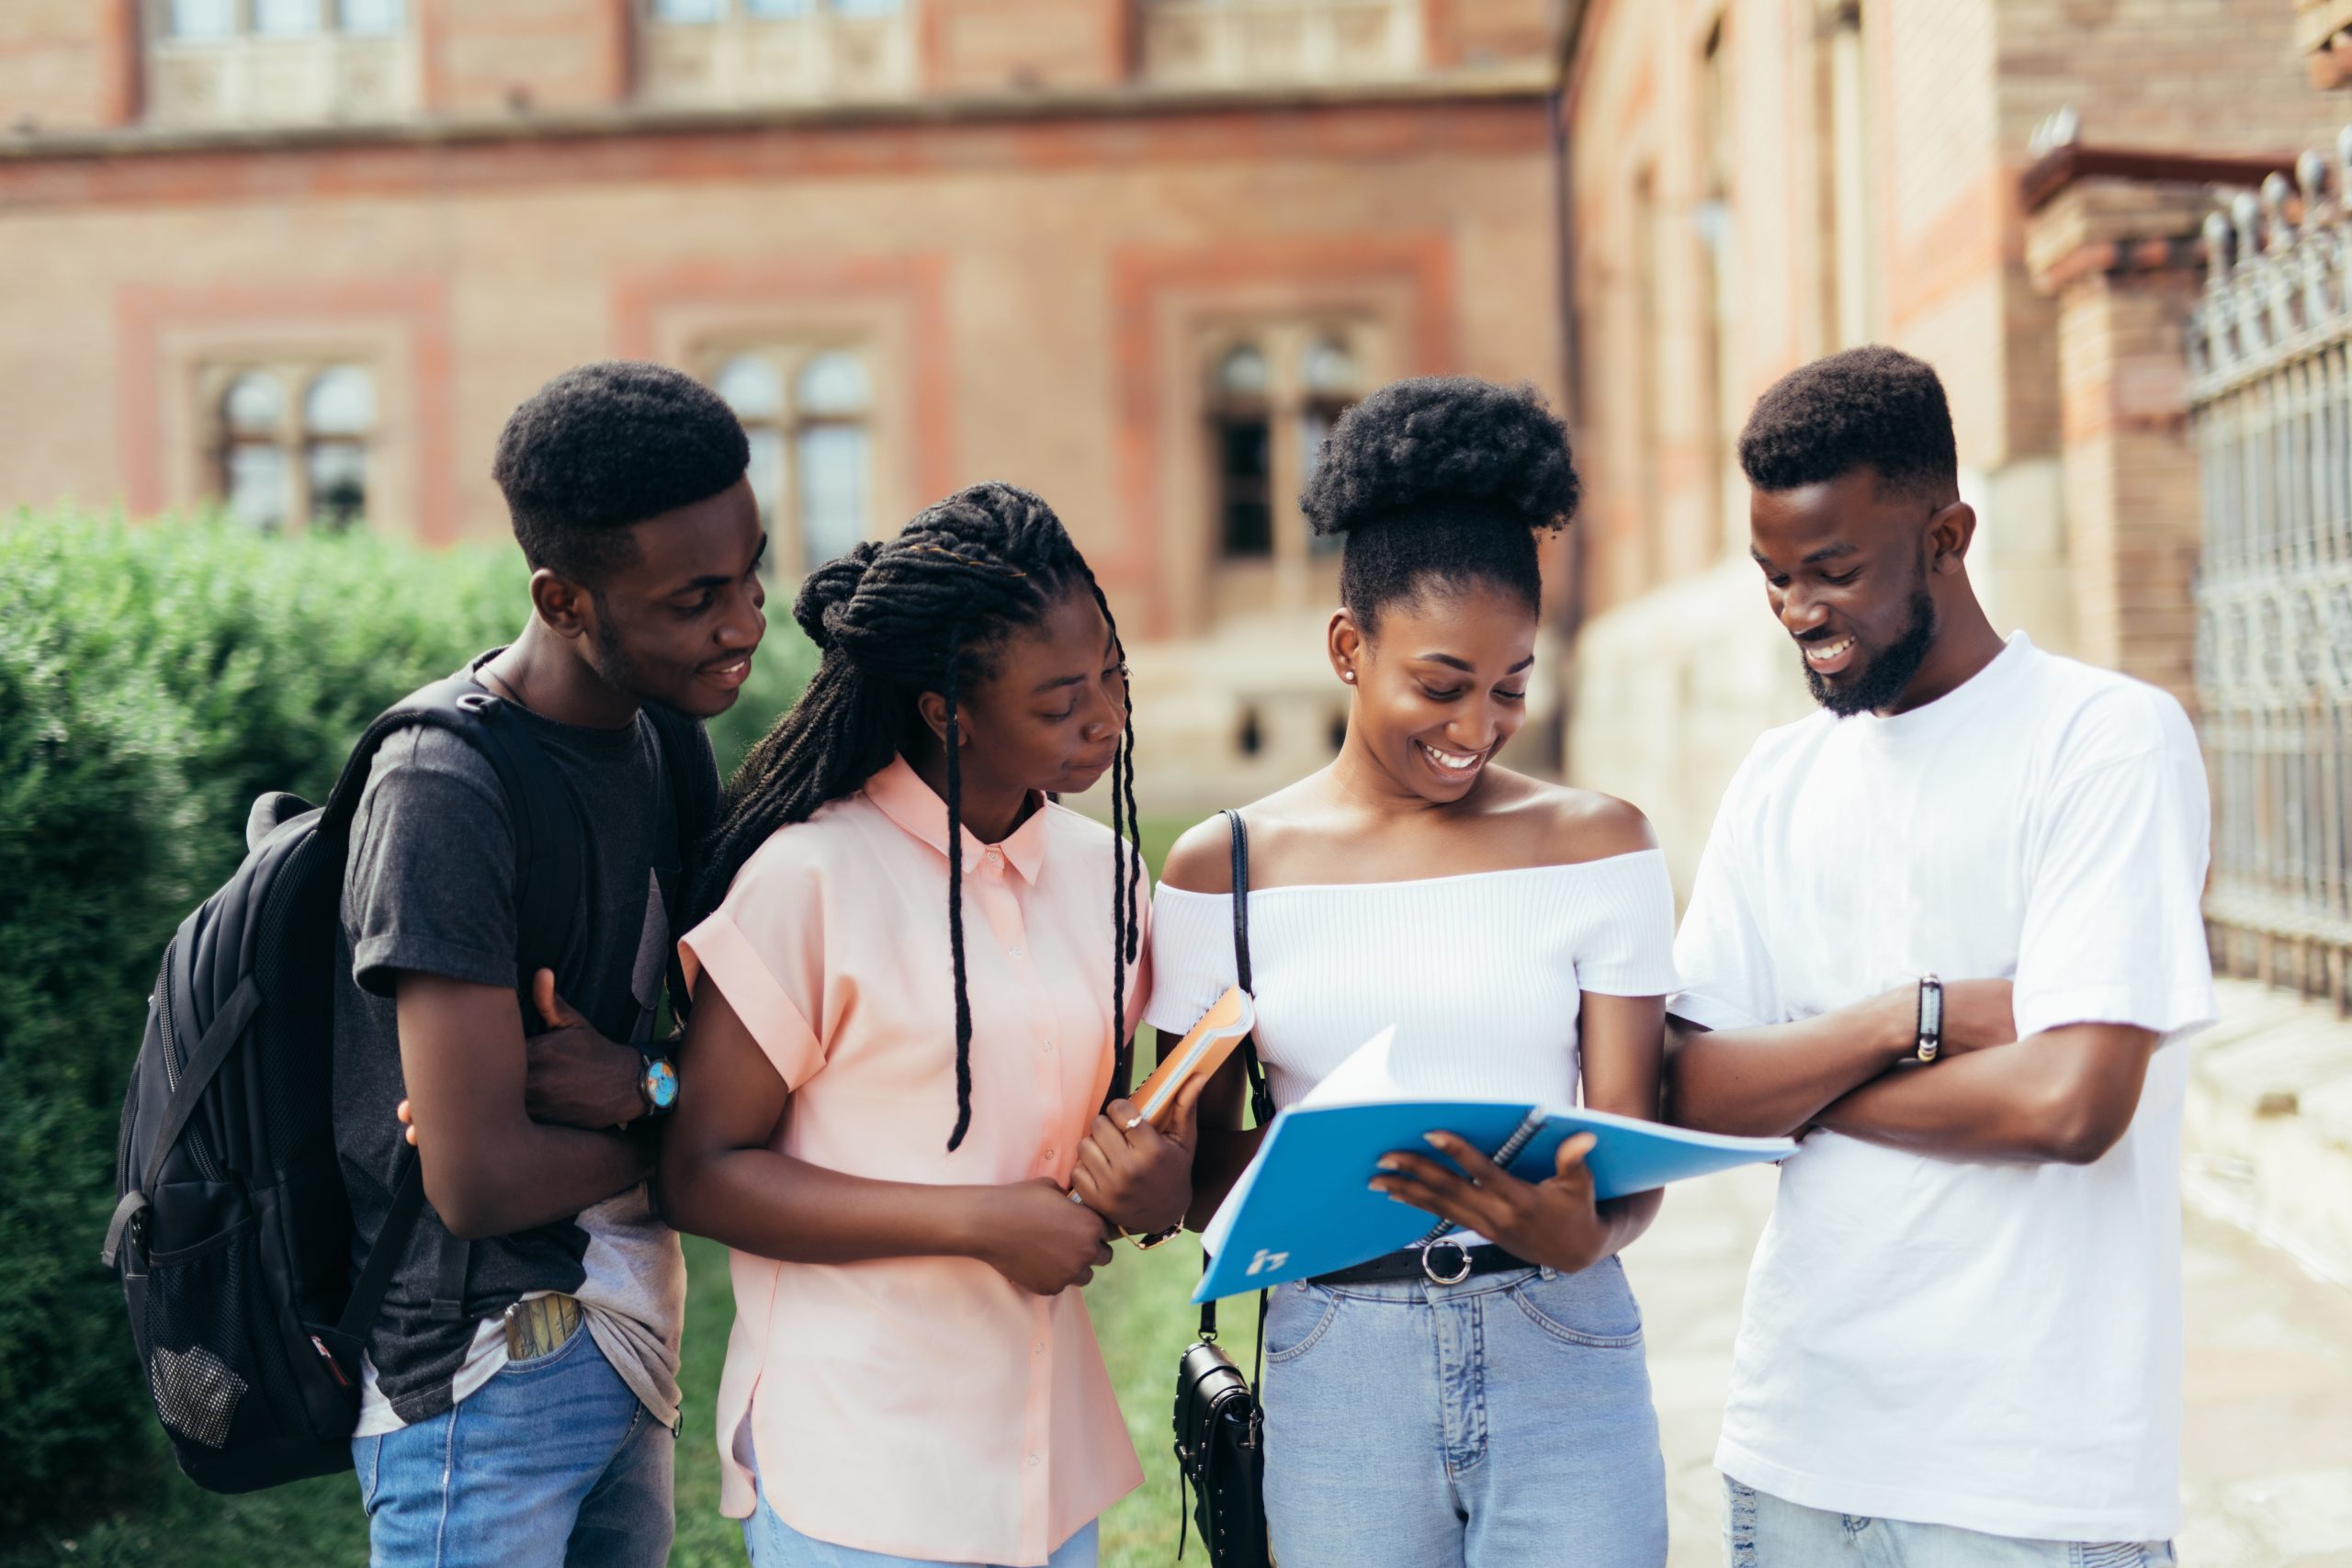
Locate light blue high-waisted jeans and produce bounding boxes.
[1260,1254,1667,1568]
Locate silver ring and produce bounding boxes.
[1068,1189,1086,1205]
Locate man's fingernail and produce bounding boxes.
[1375,1158,1400,1172]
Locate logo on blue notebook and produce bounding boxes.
[1245,1248,1290,1277]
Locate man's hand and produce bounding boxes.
[520,970,647,1128]
[1370,1131,1611,1275]
[1071,1077,1205,1235]
[396,968,644,1144]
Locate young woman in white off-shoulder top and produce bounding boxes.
[1140,378,1674,1568]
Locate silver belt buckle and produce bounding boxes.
[1419,1239,1473,1286]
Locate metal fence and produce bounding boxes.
[2188,134,2352,1005]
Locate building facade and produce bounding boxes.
[0,0,1568,810]
[1556,0,2352,1279]
[1556,0,2349,885]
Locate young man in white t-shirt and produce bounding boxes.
[1665,346,2212,1568]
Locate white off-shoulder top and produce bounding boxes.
[1143,849,1680,1112]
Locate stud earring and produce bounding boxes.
[1342,670,1357,683]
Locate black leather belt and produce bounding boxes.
[1312,1240,1533,1288]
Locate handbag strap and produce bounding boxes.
[1201,809,1274,1354]
[1222,809,1273,1125]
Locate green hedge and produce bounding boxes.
[0,512,808,1541]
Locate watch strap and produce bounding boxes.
[1915,975,1943,1063]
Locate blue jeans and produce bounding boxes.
[744,1472,1099,1568]
[1724,1479,2177,1568]
[1260,1256,1667,1568]
[354,1321,674,1568]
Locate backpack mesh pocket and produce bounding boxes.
[137,1222,281,1454]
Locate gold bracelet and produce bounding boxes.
[1127,1224,1182,1251]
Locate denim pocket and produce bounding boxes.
[354,1433,383,1514]
[495,1309,587,1375]
[1262,1284,1340,1364]
[1508,1261,1645,1348]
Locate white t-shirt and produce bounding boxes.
[1670,633,2215,1543]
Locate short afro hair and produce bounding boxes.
[1299,376,1577,629]
[493,360,751,584]
[1737,345,1957,502]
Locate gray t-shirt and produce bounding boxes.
[332,677,717,1429]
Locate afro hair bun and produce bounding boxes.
[1299,376,1578,537]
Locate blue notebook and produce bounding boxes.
[1194,1029,1794,1302]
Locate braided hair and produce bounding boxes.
[688,482,1144,1152]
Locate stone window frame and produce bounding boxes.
[1138,0,1427,89]
[704,340,882,577]
[636,0,918,107]
[198,355,383,533]
[1204,325,1367,562]
[141,0,422,127]
[1197,316,1378,608]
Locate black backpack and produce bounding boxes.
[99,667,706,1494]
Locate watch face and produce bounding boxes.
[644,1059,679,1109]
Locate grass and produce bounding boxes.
[7,817,1238,1568]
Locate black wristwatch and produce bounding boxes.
[1914,975,1943,1064]
[639,1055,679,1118]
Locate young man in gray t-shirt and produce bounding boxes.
[335,362,767,1568]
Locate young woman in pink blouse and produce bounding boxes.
[659,484,1201,1568]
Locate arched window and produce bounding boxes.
[221,372,289,531]
[716,355,786,534]
[303,365,375,532]
[708,345,876,574]
[1211,343,1273,559]
[795,352,872,571]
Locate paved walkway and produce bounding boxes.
[1623,1166,2352,1568]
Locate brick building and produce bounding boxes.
[1555,0,2349,881]
[1555,0,2352,1279]
[0,0,1567,807]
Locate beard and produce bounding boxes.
[586,592,669,708]
[1806,583,1937,717]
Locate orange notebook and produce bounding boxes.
[1132,986,1256,1130]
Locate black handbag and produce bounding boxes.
[1170,809,1276,1568]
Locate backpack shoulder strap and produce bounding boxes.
[641,701,715,1022]
[322,669,585,987]
[325,663,590,1331]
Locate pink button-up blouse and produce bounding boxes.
[678,756,1148,1566]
